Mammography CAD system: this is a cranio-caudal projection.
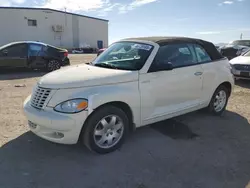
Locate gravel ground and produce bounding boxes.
[0,54,250,188]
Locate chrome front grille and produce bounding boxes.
[31,86,51,110]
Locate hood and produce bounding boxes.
[230,56,250,65]
[38,64,138,89]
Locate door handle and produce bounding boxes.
[194,72,203,76]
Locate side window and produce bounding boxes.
[3,44,26,57]
[194,44,212,63]
[28,44,43,56]
[151,43,197,71]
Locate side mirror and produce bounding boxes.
[2,50,8,56]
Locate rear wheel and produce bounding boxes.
[208,85,229,115]
[46,60,61,72]
[82,105,129,154]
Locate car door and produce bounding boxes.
[193,44,215,103]
[140,43,203,125]
[27,43,47,68]
[0,43,27,68]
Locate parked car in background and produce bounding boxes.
[24,37,234,154]
[230,49,250,80]
[97,48,106,56]
[72,49,84,54]
[229,40,250,47]
[219,44,250,60]
[71,47,97,54]
[0,41,70,71]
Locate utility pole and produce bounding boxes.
[64,7,67,27]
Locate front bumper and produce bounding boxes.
[234,76,250,80]
[23,95,88,144]
[232,70,250,80]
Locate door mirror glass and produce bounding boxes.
[0,50,8,57]
[3,50,8,55]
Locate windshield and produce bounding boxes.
[243,50,250,57]
[92,42,153,70]
[230,40,250,47]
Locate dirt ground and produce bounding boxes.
[1,54,250,188]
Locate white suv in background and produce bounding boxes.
[230,49,250,80]
[24,37,234,154]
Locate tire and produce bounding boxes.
[208,85,229,116]
[46,60,61,72]
[82,105,129,154]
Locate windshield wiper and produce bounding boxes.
[94,63,117,69]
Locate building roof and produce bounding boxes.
[0,7,108,22]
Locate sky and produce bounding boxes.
[1,0,250,44]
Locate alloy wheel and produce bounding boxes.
[48,60,60,71]
[93,115,124,149]
[213,90,227,112]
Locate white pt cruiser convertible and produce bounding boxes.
[24,37,234,154]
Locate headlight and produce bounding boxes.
[54,99,88,113]
[230,64,236,74]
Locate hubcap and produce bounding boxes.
[48,60,60,71]
[213,90,227,112]
[93,115,124,149]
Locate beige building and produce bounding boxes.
[0,7,108,49]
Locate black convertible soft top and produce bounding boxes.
[124,37,223,61]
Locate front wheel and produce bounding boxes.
[82,105,129,154]
[46,60,61,72]
[208,85,229,115]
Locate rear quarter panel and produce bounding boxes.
[201,58,234,105]
[47,47,69,65]
[47,47,63,60]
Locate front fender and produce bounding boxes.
[47,82,141,126]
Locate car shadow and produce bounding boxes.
[151,118,199,140]
[0,69,46,80]
[235,79,250,89]
[1,111,250,188]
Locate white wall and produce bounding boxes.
[78,16,109,48]
[0,8,108,49]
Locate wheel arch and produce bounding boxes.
[207,81,232,115]
[209,81,233,104]
[79,101,136,144]
[218,81,232,96]
[92,101,135,132]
